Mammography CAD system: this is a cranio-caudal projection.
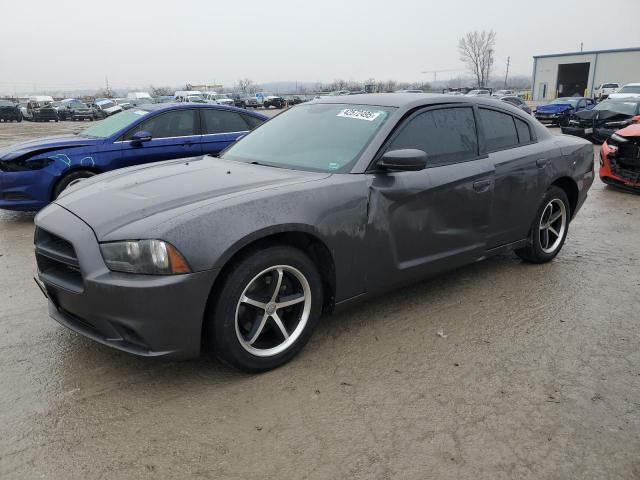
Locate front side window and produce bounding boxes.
[387,107,478,166]
[125,109,197,139]
[479,108,519,152]
[202,109,250,134]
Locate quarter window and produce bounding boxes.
[514,118,532,144]
[125,109,197,139]
[241,114,264,130]
[387,107,478,166]
[479,108,519,151]
[202,109,250,134]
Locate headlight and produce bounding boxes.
[609,133,629,143]
[604,120,631,127]
[100,240,191,275]
[569,120,579,125]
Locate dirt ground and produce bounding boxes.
[1,119,639,480]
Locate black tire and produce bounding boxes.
[206,245,323,372]
[515,186,570,263]
[52,170,96,199]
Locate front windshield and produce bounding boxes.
[617,85,640,94]
[222,103,394,173]
[216,94,230,99]
[98,100,116,109]
[593,100,639,115]
[187,96,205,103]
[79,109,149,138]
[551,98,578,106]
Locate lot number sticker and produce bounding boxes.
[337,108,383,121]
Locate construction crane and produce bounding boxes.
[421,69,465,81]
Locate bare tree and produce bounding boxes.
[94,87,116,99]
[149,85,173,96]
[458,30,496,87]
[236,78,256,93]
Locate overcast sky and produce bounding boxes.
[1,0,639,93]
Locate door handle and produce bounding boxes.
[536,158,548,168]
[472,180,492,192]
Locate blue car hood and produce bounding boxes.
[537,104,573,114]
[0,135,103,161]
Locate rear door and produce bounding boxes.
[478,107,546,247]
[200,108,260,155]
[119,109,202,167]
[366,104,495,291]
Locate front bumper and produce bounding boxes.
[599,142,640,192]
[35,204,218,359]
[534,113,561,124]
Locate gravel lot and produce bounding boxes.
[1,118,639,479]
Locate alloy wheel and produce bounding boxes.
[235,265,311,357]
[539,198,567,254]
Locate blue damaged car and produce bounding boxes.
[534,97,595,127]
[0,103,267,211]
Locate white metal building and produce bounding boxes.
[531,47,640,100]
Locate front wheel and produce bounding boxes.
[515,186,570,263]
[206,246,323,372]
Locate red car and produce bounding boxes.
[600,123,640,192]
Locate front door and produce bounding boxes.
[365,105,495,292]
[119,109,202,167]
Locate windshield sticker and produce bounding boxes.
[133,110,147,115]
[328,162,339,170]
[337,108,383,121]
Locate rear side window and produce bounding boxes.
[479,108,519,151]
[202,109,250,134]
[125,110,197,139]
[387,107,478,166]
[241,114,264,130]
[514,118,532,143]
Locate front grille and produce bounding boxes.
[35,228,83,292]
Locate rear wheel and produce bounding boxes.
[52,170,97,199]
[515,186,570,263]
[205,246,323,372]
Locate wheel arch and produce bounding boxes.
[204,226,337,324]
[50,166,104,200]
[550,176,579,218]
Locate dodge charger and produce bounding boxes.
[34,94,594,372]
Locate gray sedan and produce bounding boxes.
[34,94,594,372]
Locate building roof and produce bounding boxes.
[534,47,640,59]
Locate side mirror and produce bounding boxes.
[378,149,427,171]
[131,130,152,143]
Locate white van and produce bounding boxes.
[126,92,154,105]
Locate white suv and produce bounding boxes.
[594,83,619,100]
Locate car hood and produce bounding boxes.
[54,156,330,240]
[615,123,640,138]
[0,135,102,161]
[537,103,572,113]
[574,109,633,121]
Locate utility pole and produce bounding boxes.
[504,56,510,88]
[580,42,583,52]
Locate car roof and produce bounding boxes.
[310,92,526,109]
[622,83,640,86]
[138,102,268,118]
